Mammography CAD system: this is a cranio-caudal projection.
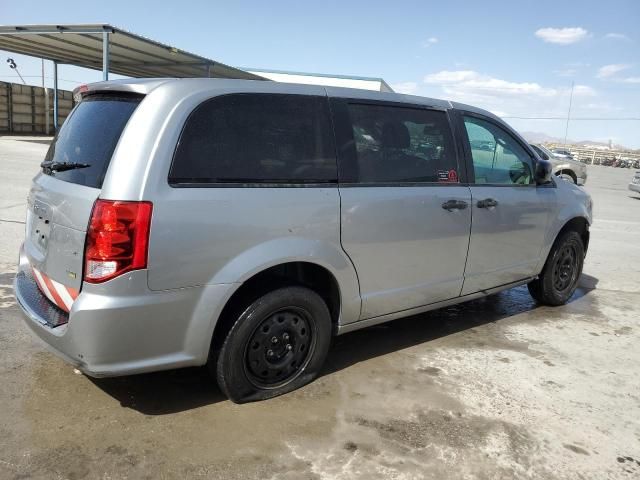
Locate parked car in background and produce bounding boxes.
[14,78,592,403]
[530,144,587,185]
[551,148,575,160]
[629,171,640,194]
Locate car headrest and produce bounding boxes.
[381,121,410,149]
[423,123,441,137]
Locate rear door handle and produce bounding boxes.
[442,199,468,211]
[477,198,498,208]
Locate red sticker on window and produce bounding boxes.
[438,169,458,182]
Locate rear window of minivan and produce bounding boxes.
[42,93,143,188]
[169,93,337,185]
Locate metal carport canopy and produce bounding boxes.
[0,24,265,130]
[0,24,263,80]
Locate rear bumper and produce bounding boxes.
[14,244,236,377]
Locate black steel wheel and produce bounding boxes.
[244,307,315,389]
[213,286,331,403]
[552,244,579,293]
[528,230,584,306]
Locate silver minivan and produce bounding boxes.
[14,78,592,403]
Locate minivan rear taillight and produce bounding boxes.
[84,200,153,283]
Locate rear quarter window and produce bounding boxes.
[169,93,337,185]
[43,93,143,188]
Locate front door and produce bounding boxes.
[333,99,472,320]
[458,113,556,295]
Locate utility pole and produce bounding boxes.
[564,81,574,148]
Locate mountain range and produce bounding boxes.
[520,131,631,151]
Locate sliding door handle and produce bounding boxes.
[442,200,468,211]
[477,198,498,208]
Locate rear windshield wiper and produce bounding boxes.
[41,161,91,173]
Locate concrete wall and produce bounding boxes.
[0,81,74,135]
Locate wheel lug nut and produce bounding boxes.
[267,349,274,357]
[283,333,290,341]
[286,344,292,351]
[271,336,278,344]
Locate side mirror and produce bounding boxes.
[534,159,553,185]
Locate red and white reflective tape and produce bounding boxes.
[32,267,79,313]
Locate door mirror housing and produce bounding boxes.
[534,159,553,185]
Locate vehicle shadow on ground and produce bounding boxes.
[91,277,598,415]
[89,366,226,414]
[16,138,52,145]
[323,280,596,377]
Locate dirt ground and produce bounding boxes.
[1,136,639,480]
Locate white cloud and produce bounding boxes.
[424,70,478,83]
[421,37,439,48]
[535,27,590,45]
[424,70,556,97]
[554,68,577,77]
[604,33,630,41]
[572,85,597,96]
[391,81,418,94]
[416,68,640,146]
[554,62,592,77]
[420,70,604,127]
[621,77,640,84]
[597,63,631,78]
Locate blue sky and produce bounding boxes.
[2,0,639,147]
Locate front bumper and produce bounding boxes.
[629,182,640,193]
[14,245,236,377]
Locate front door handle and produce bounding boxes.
[477,198,498,208]
[442,199,468,211]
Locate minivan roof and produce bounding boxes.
[76,77,502,123]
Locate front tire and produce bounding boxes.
[556,170,578,184]
[528,231,584,306]
[214,286,331,403]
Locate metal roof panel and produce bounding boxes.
[0,24,264,80]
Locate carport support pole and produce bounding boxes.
[102,31,109,81]
[53,61,58,132]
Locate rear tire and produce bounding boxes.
[528,230,584,306]
[213,286,331,403]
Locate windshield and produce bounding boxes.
[43,93,143,188]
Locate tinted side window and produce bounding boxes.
[347,104,459,183]
[463,116,534,185]
[170,94,337,184]
[43,93,143,188]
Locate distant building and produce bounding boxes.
[246,68,394,92]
